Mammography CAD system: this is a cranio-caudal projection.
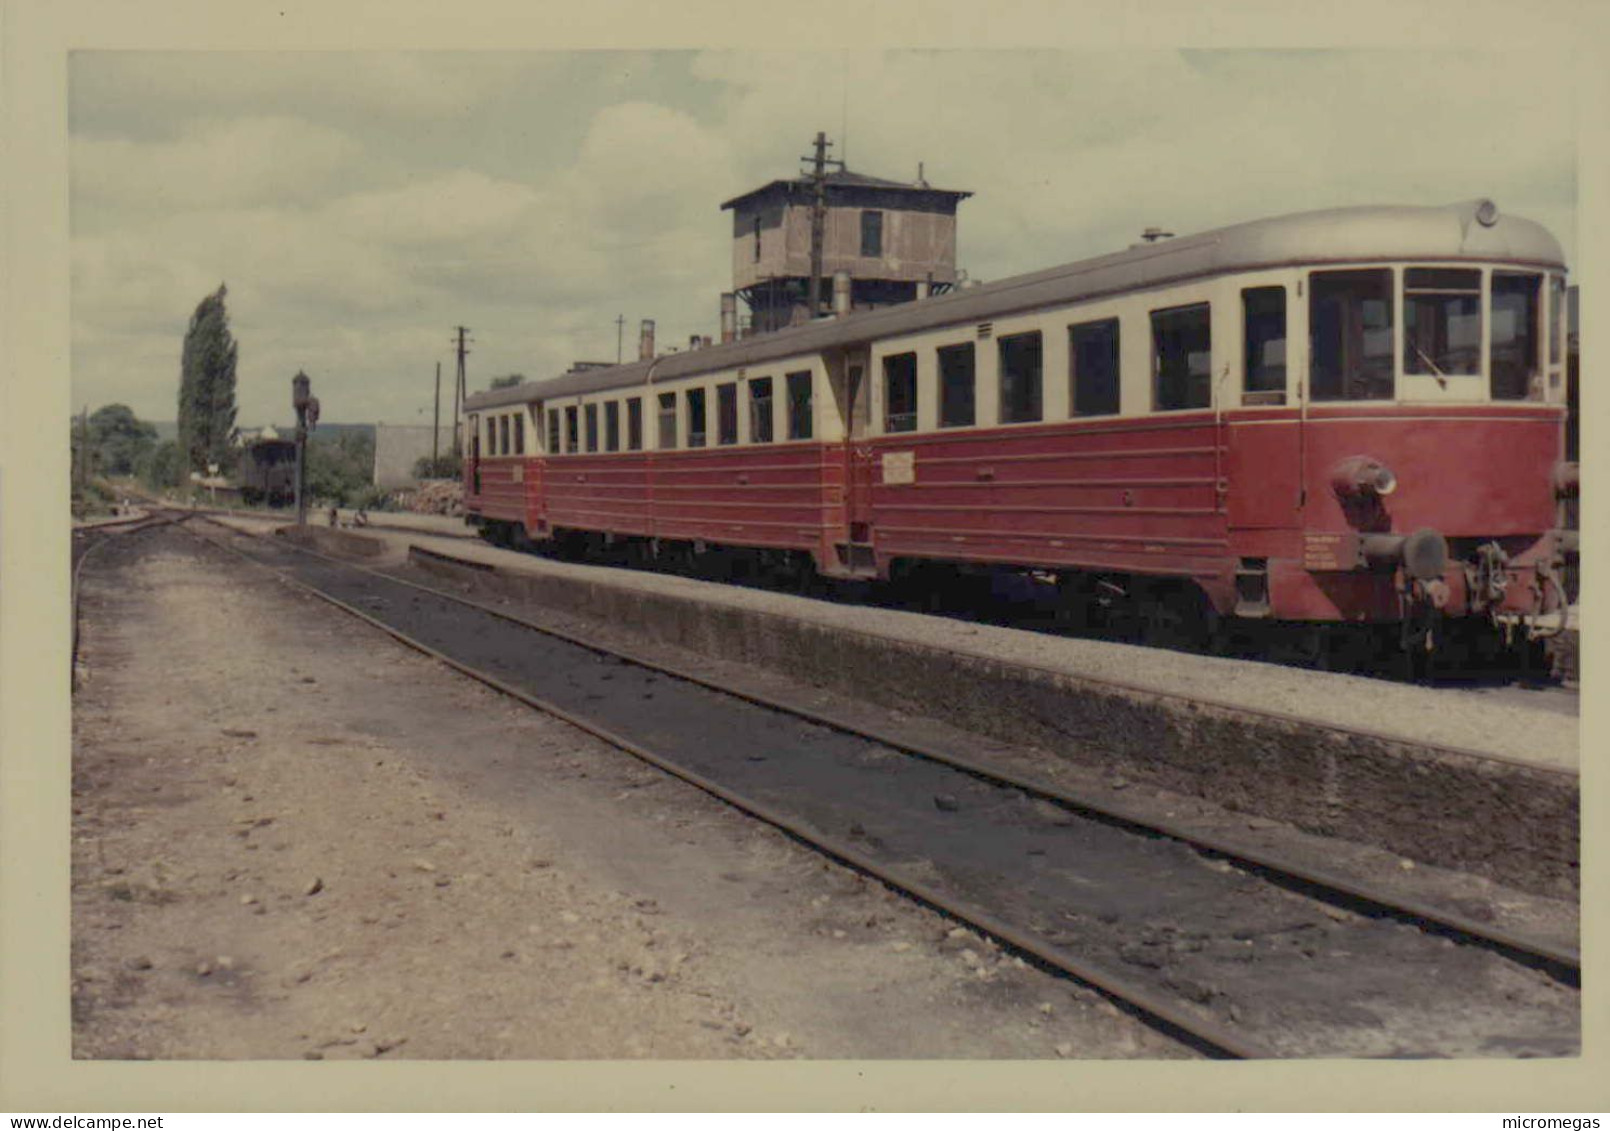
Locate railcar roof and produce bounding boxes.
[467,199,1564,410]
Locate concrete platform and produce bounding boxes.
[212,516,1581,895]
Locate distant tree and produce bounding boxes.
[305,429,376,506]
[137,440,187,491]
[489,374,524,389]
[178,284,238,474]
[87,403,159,476]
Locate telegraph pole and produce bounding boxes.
[801,131,843,321]
[451,326,472,457]
[615,314,626,364]
[432,360,442,468]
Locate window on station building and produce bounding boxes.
[564,406,579,452]
[861,210,883,258]
[1152,304,1212,411]
[1492,271,1542,401]
[627,397,643,450]
[657,393,677,449]
[604,401,620,451]
[752,215,762,263]
[1069,318,1121,416]
[786,371,813,440]
[937,343,975,427]
[1241,288,1287,405]
[513,413,525,454]
[749,377,774,443]
[1404,267,1481,380]
[686,388,707,448]
[717,382,738,445]
[998,331,1043,424]
[1310,269,1393,401]
[883,352,917,433]
[548,408,561,454]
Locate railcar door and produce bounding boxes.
[825,346,876,572]
[467,412,481,498]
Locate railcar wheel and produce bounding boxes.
[1137,584,1222,653]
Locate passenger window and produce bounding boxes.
[786,371,813,440]
[516,414,527,455]
[1492,272,1542,401]
[749,378,774,443]
[584,404,599,452]
[998,331,1043,424]
[1310,270,1393,401]
[717,383,738,445]
[605,401,620,451]
[1404,268,1481,378]
[1550,276,1566,372]
[626,397,643,451]
[883,352,918,433]
[657,393,677,449]
[686,388,707,448]
[565,406,579,452]
[1069,318,1121,416]
[937,343,975,427]
[1152,304,1212,411]
[547,408,561,454]
[1241,288,1286,406]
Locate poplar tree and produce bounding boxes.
[178,283,239,473]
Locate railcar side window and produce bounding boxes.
[1310,270,1393,401]
[786,371,813,440]
[1404,268,1481,379]
[605,401,620,452]
[1241,288,1286,406]
[1550,276,1566,375]
[581,404,596,452]
[1491,272,1542,401]
[749,378,774,443]
[717,383,738,445]
[686,388,707,448]
[627,397,643,451]
[937,343,975,427]
[565,406,579,453]
[1151,304,1211,411]
[998,332,1043,424]
[548,409,561,454]
[884,352,918,433]
[1069,318,1120,416]
[657,393,677,450]
[514,413,525,454]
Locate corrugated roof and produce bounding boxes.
[720,169,972,211]
[467,199,1565,411]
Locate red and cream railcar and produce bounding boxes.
[463,199,1575,644]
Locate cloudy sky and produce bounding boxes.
[69,49,1576,430]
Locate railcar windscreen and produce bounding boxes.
[1310,270,1393,401]
[1491,272,1542,401]
[1241,288,1286,406]
[938,343,975,427]
[1403,268,1481,379]
[1152,304,1212,411]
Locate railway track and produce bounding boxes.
[155,515,1579,1059]
[72,512,187,683]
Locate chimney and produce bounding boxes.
[689,334,703,351]
[638,319,656,361]
[702,336,713,349]
[719,293,737,344]
[832,271,852,318]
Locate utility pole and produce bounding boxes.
[615,314,625,365]
[432,360,442,468]
[451,326,472,457]
[800,131,843,321]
